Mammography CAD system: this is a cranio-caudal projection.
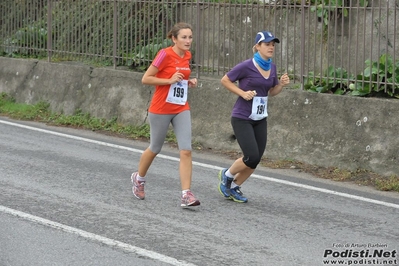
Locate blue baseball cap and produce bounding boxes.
[254,31,280,44]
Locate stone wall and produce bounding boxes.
[0,58,398,177]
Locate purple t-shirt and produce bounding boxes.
[226,58,279,120]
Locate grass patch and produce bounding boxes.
[260,158,399,193]
[375,176,399,191]
[0,92,176,142]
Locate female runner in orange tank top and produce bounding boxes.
[130,22,200,208]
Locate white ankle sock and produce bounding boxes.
[225,169,234,178]
[182,189,190,195]
[231,181,238,188]
[137,174,145,182]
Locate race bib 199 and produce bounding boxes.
[166,80,188,105]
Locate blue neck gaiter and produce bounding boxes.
[254,52,272,71]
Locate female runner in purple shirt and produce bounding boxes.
[218,31,290,203]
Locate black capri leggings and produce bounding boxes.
[231,117,267,169]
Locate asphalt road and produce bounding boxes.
[0,117,398,266]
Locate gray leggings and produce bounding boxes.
[148,110,192,153]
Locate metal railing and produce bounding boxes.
[1,0,398,95]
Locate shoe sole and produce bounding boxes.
[218,170,231,198]
[181,201,201,208]
[229,196,248,203]
[131,173,145,200]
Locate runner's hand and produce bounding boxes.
[188,78,197,88]
[242,90,257,101]
[279,73,290,86]
[170,71,184,84]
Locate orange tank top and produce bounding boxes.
[148,47,192,114]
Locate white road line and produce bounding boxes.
[1,120,399,211]
[0,205,197,266]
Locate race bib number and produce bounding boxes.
[166,80,188,105]
[249,96,268,120]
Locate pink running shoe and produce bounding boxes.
[131,172,145,200]
[181,190,200,207]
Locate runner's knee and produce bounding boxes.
[242,155,261,169]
